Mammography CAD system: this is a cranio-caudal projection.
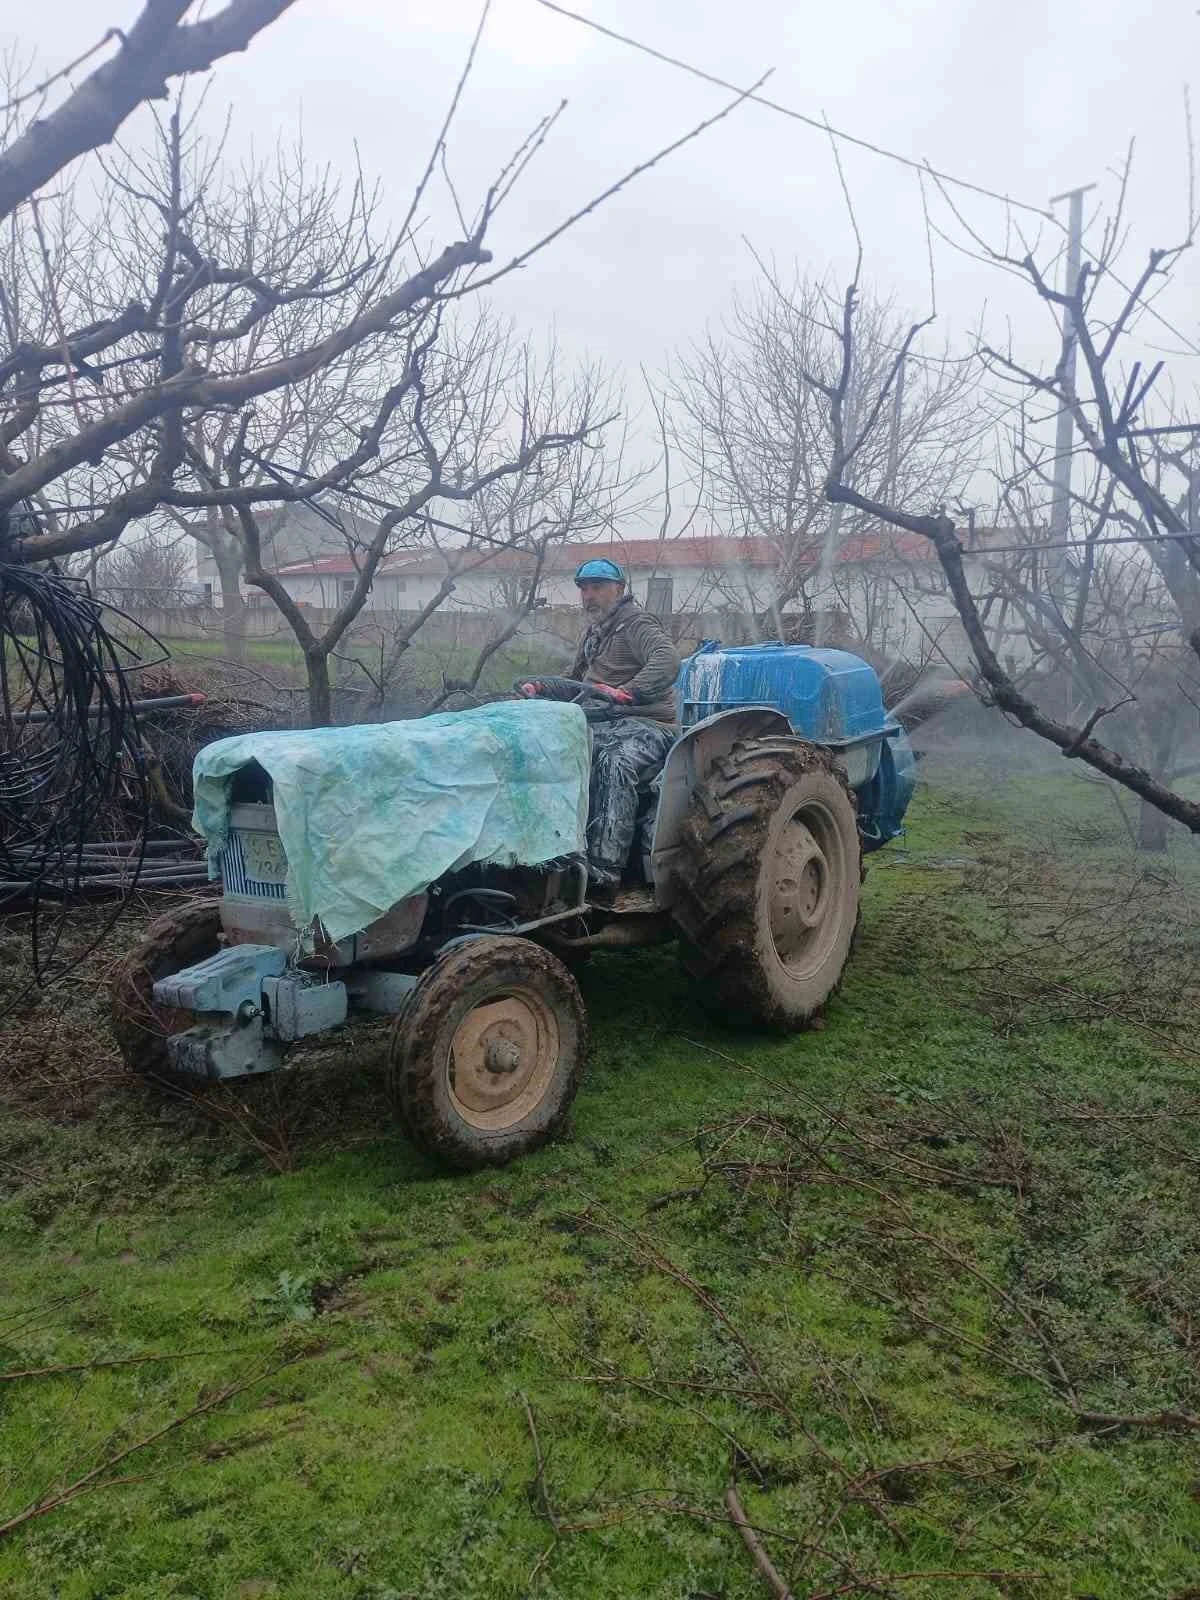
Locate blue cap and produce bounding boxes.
[574,557,625,585]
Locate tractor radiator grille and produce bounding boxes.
[220,827,288,902]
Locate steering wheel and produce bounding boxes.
[511,676,621,722]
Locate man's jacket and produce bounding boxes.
[570,596,680,724]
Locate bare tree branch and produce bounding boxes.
[0,1,298,222]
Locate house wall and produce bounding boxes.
[223,551,1032,672]
[194,505,377,587]
[269,572,424,611]
[271,561,780,615]
[111,604,765,655]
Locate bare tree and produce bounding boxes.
[361,344,631,717]
[0,1,296,223]
[670,265,980,637]
[813,156,1200,839]
[138,133,410,657]
[92,527,193,607]
[0,29,496,573]
[970,444,1196,846]
[0,4,758,726]
[222,322,619,724]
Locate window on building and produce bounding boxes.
[394,579,406,593]
[645,573,674,616]
[340,578,355,604]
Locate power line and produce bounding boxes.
[534,0,1051,218]
[1106,268,1200,357]
[538,0,1200,357]
[966,528,1199,557]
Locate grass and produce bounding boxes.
[115,633,562,706]
[164,636,310,668]
[1,748,1199,1599]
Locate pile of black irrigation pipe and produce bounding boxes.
[0,563,208,996]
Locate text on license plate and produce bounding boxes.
[239,830,288,884]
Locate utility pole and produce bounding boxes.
[827,383,858,544]
[885,353,906,502]
[1047,183,1095,589]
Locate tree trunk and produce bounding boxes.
[305,648,332,728]
[214,553,247,663]
[1136,714,1181,853]
[1137,797,1169,852]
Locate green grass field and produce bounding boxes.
[137,636,562,721]
[1,752,1198,1599]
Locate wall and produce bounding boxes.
[127,558,1013,673]
[267,562,779,616]
[113,603,765,657]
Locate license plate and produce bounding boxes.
[238,829,287,885]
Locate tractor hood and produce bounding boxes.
[191,701,590,944]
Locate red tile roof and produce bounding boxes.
[271,554,366,576]
[274,530,944,581]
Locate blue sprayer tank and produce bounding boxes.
[676,641,917,850]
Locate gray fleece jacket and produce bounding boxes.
[570,596,681,723]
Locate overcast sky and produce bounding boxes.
[5,1,1200,469]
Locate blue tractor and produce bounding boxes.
[111,642,916,1169]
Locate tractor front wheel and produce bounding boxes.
[389,936,587,1170]
[672,739,861,1029]
[110,899,222,1085]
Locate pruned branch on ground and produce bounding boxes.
[0,1346,312,1541]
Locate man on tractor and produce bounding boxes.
[519,558,681,892]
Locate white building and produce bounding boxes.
[193,503,376,598]
[261,530,1032,669]
[272,535,774,614]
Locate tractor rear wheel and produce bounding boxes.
[110,899,222,1085]
[389,936,587,1170]
[672,739,861,1029]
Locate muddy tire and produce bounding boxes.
[671,739,861,1029]
[110,900,222,1085]
[389,936,587,1170]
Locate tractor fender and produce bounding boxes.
[649,707,793,910]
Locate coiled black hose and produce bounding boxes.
[0,563,151,994]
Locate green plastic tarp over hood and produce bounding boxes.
[191,700,590,944]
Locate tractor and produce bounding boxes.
[110,641,916,1169]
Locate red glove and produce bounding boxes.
[518,681,543,697]
[592,682,634,704]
